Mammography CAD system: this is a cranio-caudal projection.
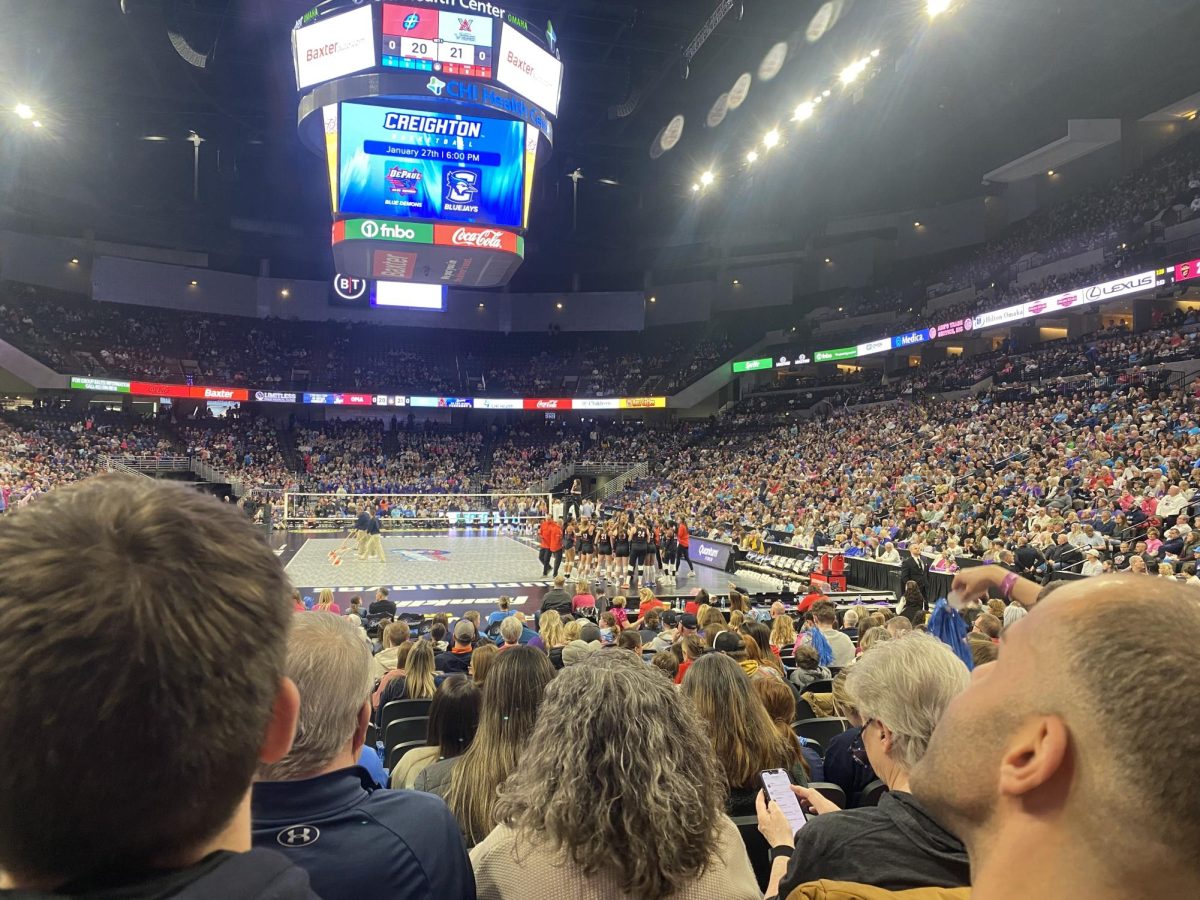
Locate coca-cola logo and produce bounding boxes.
[451,227,504,249]
[536,399,560,409]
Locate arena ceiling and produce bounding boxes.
[2,0,1199,289]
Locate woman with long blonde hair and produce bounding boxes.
[537,609,566,649]
[313,588,340,614]
[682,652,808,816]
[770,613,796,649]
[374,637,436,723]
[416,645,553,845]
[473,653,759,899]
[401,639,437,699]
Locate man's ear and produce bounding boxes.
[260,677,300,765]
[998,715,1070,798]
[350,701,370,757]
[877,721,896,756]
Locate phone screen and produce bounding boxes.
[760,768,808,833]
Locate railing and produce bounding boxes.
[102,455,191,474]
[594,461,649,500]
[102,456,152,478]
[188,458,239,494]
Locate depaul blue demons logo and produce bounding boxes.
[444,168,482,213]
[391,548,452,562]
[387,166,422,195]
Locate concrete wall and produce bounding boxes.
[716,263,795,312]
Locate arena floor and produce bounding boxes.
[277,527,786,615]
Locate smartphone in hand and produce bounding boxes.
[760,768,809,833]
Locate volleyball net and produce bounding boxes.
[281,492,555,530]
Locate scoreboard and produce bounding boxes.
[381,4,495,78]
[292,0,560,289]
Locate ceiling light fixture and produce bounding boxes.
[763,129,780,148]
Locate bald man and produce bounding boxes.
[905,569,1200,900]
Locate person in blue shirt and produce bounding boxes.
[253,614,474,900]
[484,596,517,631]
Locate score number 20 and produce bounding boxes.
[393,38,485,65]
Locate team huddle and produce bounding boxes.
[537,511,695,587]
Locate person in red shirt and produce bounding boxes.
[675,517,694,578]
[538,515,554,576]
[796,582,827,614]
[539,516,564,578]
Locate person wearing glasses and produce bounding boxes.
[756,633,971,898]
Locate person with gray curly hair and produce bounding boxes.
[471,651,761,899]
[758,632,971,898]
[252,614,474,900]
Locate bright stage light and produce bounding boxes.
[763,129,780,149]
[839,58,869,85]
[746,150,759,164]
[14,103,33,120]
[927,0,953,18]
[700,170,715,186]
[31,121,43,129]
[793,101,814,121]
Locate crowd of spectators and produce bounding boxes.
[0,283,736,399]
[296,421,483,495]
[3,476,1197,900]
[614,326,1200,586]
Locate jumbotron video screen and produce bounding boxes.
[292,0,561,289]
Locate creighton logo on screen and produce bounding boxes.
[444,168,481,213]
[382,112,483,138]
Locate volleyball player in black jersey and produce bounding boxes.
[629,518,650,588]
[613,516,631,588]
[562,520,576,578]
[662,519,679,577]
[596,525,613,581]
[577,519,595,578]
[649,518,664,583]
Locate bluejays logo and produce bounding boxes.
[402,12,421,30]
[445,169,480,204]
[387,167,422,195]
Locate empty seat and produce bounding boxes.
[860,779,889,807]
[380,698,433,734]
[385,739,428,772]
[807,781,847,809]
[383,716,429,768]
[792,717,852,747]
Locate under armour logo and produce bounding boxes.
[277,825,320,847]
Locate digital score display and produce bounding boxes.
[382,4,495,78]
[338,102,527,227]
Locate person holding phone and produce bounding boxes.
[756,634,971,898]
